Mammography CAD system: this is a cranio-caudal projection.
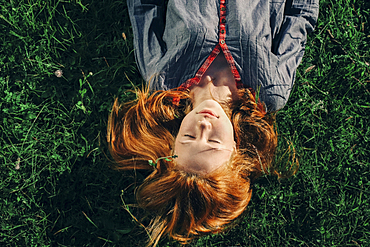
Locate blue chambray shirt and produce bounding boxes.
[127,0,319,111]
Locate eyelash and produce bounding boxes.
[184,135,220,143]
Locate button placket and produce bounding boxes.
[219,0,226,46]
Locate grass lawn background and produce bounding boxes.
[0,0,369,246]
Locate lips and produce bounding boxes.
[197,110,218,118]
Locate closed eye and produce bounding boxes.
[209,140,221,144]
[184,134,195,138]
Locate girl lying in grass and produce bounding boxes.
[107,0,318,245]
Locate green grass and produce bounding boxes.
[0,0,369,246]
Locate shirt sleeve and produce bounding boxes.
[269,0,319,111]
[127,0,167,82]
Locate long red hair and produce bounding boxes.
[107,87,292,246]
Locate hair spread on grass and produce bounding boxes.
[107,87,297,246]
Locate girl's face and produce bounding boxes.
[174,99,235,175]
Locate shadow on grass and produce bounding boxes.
[46,155,149,246]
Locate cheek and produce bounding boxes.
[177,116,190,136]
[219,120,235,143]
[173,138,182,155]
[221,118,234,133]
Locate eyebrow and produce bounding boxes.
[197,148,220,153]
[178,141,220,150]
[198,147,234,154]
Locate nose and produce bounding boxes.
[198,119,212,130]
[197,119,212,140]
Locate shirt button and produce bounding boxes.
[221,18,226,23]
[220,40,225,44]
[221,7,226,11]
[221,30,225,34]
